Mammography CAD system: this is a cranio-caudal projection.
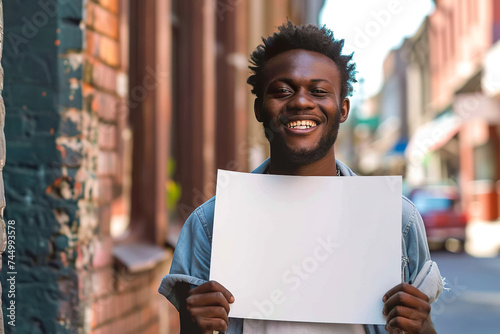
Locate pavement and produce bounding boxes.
[430,250,500,334]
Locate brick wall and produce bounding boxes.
[84,1,176,333]
[1,0,176,333]
[88,262,175,334]
[428,0,496,112]
[84,0,123,259]
[2,0,89,332]
[2,1,325,332]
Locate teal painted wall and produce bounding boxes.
[1,1,90,333]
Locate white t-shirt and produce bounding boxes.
[243,320,366,333]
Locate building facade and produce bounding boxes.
[1,0,324,333]
[361,0,500,225]
[426,0,500,222]
[403,19,433,186]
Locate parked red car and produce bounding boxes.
[409,186,467,250]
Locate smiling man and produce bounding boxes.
[159,22,443,334]
[252,48,348,176]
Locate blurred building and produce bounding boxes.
[348,90,381,175]
[406,0,500,222]
[402,18,434,186]
[1,0,324,333]
[376,46,409,175]
[357,0,500,224]
[354,35,414,176]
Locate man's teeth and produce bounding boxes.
[287,120,317,129]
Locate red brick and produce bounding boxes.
[108,322,120,334]
[115,269,134,292]
[92,235,113,268]
[116,270,151,292]
[107,295,119,322]
[107,320,120,334]
[149,297,159,317]
[112,293,124,318]
[98,123,117,150]
[86,30,100,59]
[134,313,142,332]
[99,0,119,13]
[139,306,148,327]
[115,96,128,122]
[92,322,111,334]
[146,321,159,334]
[91,268,115,299]
[150,275,165,298]
[129,311,142,333]
[116,312,130,334]
[98,203,111,234]
[91,302,99,328]
[116,291,134,316]
[92,296,115,327]
[93,323,103,334]
[93,91,119,121]
[93,61,118,93]
[166,298,180,333]
[135,286,152,307]
[98,176,113,203]
[100,35,121,67]
[86,31,121,68]
[86,2,96,28]
[93,4,119,39]
[97,151,117,177]
[78,270,92,301]
[118,292,129,315]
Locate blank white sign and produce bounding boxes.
[210,170,402,325]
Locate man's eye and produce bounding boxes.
[311,89,327,95]
[273,88,292,96]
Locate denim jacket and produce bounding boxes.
[159,159,435,334]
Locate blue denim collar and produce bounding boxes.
[251,157,357,177]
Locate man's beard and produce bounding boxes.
[263,111,341,166]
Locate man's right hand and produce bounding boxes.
[185,280,234,333]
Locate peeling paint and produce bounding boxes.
[69,77,79,90]
[1,0,94,332]
[57,144,67,158]
[56,137,84,153]
[46,176,74,200]
[65,53,84,71]
[55,208,71,229]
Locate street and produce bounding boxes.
[430,251,500,334]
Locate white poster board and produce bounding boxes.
[210,170,402,325]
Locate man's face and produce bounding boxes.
[255,49,350,165]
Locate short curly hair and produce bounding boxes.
[247,21,357,101]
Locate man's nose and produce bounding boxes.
[287,90,315,110]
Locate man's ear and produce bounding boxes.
[254,98,263,122]
[340,98,350,123]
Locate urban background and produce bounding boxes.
[0,0,498,333]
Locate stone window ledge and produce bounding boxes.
[113,243,168,273]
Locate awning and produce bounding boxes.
[406,93,500,164]
[405,112,462,164]
[453,93,500,124]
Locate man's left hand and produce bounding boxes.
[382,283,436,334]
